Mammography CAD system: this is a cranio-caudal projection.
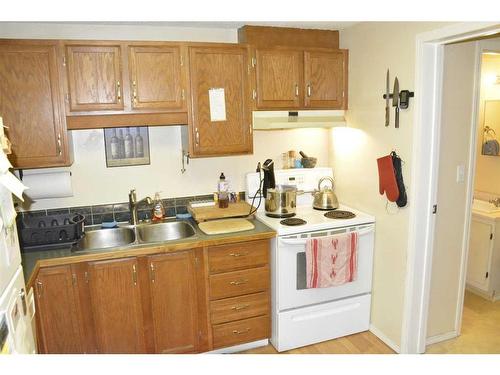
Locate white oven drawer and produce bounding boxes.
[272,294,371,352]
[276,224,374,311]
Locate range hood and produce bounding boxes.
[252,110,346,130]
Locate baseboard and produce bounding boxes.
[369,324,400,353]
[205,339,269,354]
[426,331,457,346]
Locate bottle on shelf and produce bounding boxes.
[110,129,120,159]
[135,127,144,158]
[117,129,125,159]
[124,128,135,158]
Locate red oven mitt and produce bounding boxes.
[377,155,400,202]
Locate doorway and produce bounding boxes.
[425,38,500,353]
[401,23,500,354]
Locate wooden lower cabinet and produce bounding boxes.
[147,251,200,353]
[87,257,146,353]
[34,240,270,353]
[35,265,85,354]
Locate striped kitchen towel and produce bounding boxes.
[306,232,358,288]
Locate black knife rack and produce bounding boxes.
[383,91,415,109]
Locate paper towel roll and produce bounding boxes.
[22,170,73,199]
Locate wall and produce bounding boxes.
[426,42,477,339]
[474,47,500,195]
[0,23,330,210]
[334,22,450,350]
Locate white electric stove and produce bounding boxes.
[246,167,375,352]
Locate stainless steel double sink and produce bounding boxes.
[73,220,197,252]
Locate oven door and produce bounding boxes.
[276,224,375,311]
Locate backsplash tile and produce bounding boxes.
[20,192,246,226]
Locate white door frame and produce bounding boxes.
[400,22,500,354]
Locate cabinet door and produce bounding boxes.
[148,251,199,353]
[0,43,69,168]
[66,45,124,111]
[88,258,146,353]
[129,45,184,110]
[188,46,252,156]
[255,49,302,109]
[467,219,493,291]
[304,50,347,109]
[35,265,84,353]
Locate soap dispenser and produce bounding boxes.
[152,192,165,222]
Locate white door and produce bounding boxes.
[466,218,493,291]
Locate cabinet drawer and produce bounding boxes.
[209,267,269,300]
[208,240,269,274]
[212,315,270,349]
[210,292,269,324]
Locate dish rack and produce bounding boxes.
[17,213,85,250]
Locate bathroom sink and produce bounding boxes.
[75,227,136,251]
[472,199,500,214]
[136,221,196,243]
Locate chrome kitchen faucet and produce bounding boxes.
[129,189,153,225]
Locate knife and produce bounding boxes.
[385,69,390,127]
[393,77,400,128]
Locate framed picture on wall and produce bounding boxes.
[104,126,150,167]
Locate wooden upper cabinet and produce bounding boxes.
[304,50,347,109]
[0,42,70,168]
[128,45,184,110]
[188,45,252,157]
[35,265,84,353]
[65,44,124,112]
[148,251,199,353]
[254,49,302,109]
[87,257,146,353]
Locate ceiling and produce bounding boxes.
[51,21,359,31]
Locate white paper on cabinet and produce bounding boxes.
[208,88,227,122]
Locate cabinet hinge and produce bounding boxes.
[65,93,70,103]
[181,89,185,100]
[486,272,489,279]
[198,330,202,339]
[490,233,493,240]
[251,57,256,68]
[62,57,66,67]
[432,205,438,214]
[252,89,257,100]
[180,55,184,67]
[71,273,77,286]
[194,257,199,267]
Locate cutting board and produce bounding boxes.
[188,201,255,222]
[198,218,255,235]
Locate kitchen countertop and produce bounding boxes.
[21,218,276,290]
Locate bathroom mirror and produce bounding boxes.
[482,100,500,156]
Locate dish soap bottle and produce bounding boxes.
[152,192,165,222]
[217,173,229,209]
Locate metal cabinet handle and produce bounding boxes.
[150,263,155,283]
[295,84,299,97]
[132,264,137,286]
[231,304,250,311]
[307,84,312,97]
[229,252,249,258]
[132,80,137,104]
[195,128,200,146]
[232,328,251,335]
[36,281,43,298]
[57,133,62,156]
[116,81,121,102]
[229,279,248,286]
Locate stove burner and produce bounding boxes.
[280,218,307,226]
[324,210,356,219]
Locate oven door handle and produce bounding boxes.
[279,227,374,246]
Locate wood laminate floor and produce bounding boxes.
[426,290,500,354]
[241,291,500,354]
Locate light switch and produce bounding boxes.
[456,164,466,183]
